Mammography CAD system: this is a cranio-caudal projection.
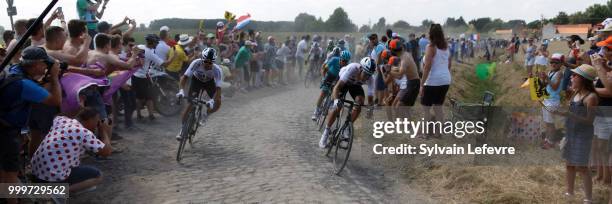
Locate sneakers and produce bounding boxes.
[319,128,330,148]
[311,108,320,121]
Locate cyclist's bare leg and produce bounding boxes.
[315,92,325,108]
[351,96,364,122]
[181,103,193,123]
[326,106,340,128]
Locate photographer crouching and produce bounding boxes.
[0,47,62,204]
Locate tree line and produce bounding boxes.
[144,1,607,34]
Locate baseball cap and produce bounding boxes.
[389,39,402,51]
[206,33,215,39]
[550,53,564,62]
[160,26,170,32]
[245,40,257,46]
[21,47,55,65]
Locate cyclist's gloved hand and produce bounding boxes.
[176,89,185,98]
[206,99,215,109]
[332,99,341,110]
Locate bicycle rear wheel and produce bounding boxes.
[177,112,194,161]
[333,122,353,175]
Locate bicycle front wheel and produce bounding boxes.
[333,121,353,175]
[317,96,330,131]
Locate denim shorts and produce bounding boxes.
[35,165,101,185]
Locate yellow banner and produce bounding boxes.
[529,77,549,101]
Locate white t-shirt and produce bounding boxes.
[155,41,171,61]
[338,63,365,85]
[133,47,164,78]
[296,40,307,58]
[276,46,291,63]
[184,59,223,87]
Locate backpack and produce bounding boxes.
[0,71,26,128]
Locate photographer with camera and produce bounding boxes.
[0,47,62,204]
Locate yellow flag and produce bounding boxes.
[529,77,549,101]
[224,11,236,22]
[199,19,204,32]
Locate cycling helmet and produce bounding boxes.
[337,39,346,45]
[359,57,375,75]
[313,35,321,42]
[327,39,334,47]
[332,47,342,57]
[201,47,217,61]
[340,50,351,62]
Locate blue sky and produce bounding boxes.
[0,0,607,29]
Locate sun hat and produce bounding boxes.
[177,34,194,45]
[570,64,597,81]
[216,21,224,27]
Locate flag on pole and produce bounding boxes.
[224,11,236,22]
[232,13,251,32]
[199,19,204,32]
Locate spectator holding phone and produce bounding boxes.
[31,107,112,192]
[0,47,62,204]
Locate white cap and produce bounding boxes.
[217,21,224,27]
[245,40,257,46]
[392,33,398,38]
[160,26,170,32]
[136,44,147,50]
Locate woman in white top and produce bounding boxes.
[420,24,451,136]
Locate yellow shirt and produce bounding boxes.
[167,45,189,72]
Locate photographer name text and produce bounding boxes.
[372,144,515,156]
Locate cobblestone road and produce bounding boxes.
[73,84,434,204]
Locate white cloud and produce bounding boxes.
[0,0,607,30]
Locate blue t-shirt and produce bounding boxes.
[326,57,341,77]
[418,38,429,56]
[0,66,49,127]
[370,43,385,62]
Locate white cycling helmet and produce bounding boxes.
[359,57,375,75]
[201,47,217,61]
